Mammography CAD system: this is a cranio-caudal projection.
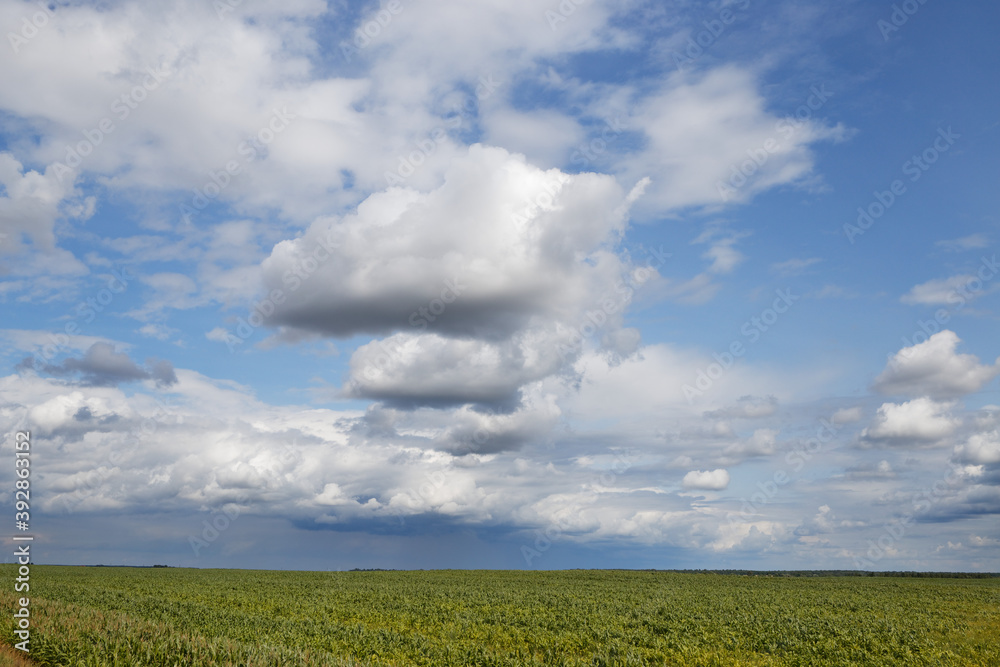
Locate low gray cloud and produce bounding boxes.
[30,342,177,387]
[345,331,570,411]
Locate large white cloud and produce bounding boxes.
[952,408,1000,469]
[860,397,959,445]
[873,331,1000,399]
[257,144,653,409]
[261,144,639,339]
[954,430,1000,466]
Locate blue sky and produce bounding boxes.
[1,0,999,571]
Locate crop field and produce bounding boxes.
[1,566,998,666]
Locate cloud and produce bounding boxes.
[32,342,177,387]
[259,144,655,410]
[25,389,129,439]
[356,0,625,107]
[860,398,959,446]
[682,469,730,490]
[644,228,750,305]
[810,285,855,299]
[793,505,836,537]
[481,108,583,168]
[261,144,637,341]
[770,257,821,277]
[346,331,568,410]
[832,406,864,424]
[723,428,778,461]
[0,153,92,288]
[0,0,353,222]
[137,323,179,342]
[624,67,847,213]
[953,430,1000,466]
[844,459,895,480]
[657,272,721,305]
[0,371,726,550]
[205,327,231,343]
[702,237,744,274]
[127,273,203,320]
[936,234,989,251]
[0,153,80,254]
[0,0,631,233]
[705,395,778,419]
[900,275,979,306]
[873,331,1000,398]
[429,395,563,455]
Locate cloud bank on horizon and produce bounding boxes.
[0,0,998,571]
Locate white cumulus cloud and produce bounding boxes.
[682,469,730,490]
[873,331,1000,399]
[860,397,959,445]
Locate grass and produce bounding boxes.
[0,645,37,667]
[1,566,998,666]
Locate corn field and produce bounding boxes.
[1,566,998,666]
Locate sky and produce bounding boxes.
[0,0,998,572]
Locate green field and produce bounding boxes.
[2,566,998,666]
